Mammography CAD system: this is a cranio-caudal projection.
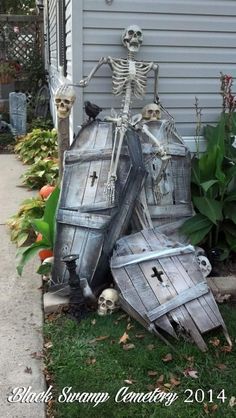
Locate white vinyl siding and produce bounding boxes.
[46,0,236,147]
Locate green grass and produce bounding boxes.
[44,305,236,418]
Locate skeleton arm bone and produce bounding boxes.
[142,123,167,158]
[152,63,160,103]
[79,57,109,87]
[139,61,160,102]
[142,123,161,147]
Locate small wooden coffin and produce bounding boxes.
[111,228,231,351]
[52,121,146,292]
[133,119,193,230]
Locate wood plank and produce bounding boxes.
[141,229,208,351]
[65,148,129,163]
[57,209,111,229]
[111,245,194,268]
[78,229,105,282]
[177,252,225,328]
[53,220,83,284]
[147,282,209,322]
[150,229,216,331]
[149,204,193,218]
[124,232,177,338]
[82,123,110,206]
[112,255,175,337]
[60,202,116,212]
[65,123,98,206]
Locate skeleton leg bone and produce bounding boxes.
[105,124,127,204]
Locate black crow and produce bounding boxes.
[84,101,102,121]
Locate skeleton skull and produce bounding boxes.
[197,255,212,278]
[97,288,120,316]
[122,25,143,52]
[55,84,76,118]
[142,103,161,122]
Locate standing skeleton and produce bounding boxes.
[79,25,164,203]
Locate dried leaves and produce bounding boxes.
[89,335,110,344]
[203,403,218,415]
[30,351,44,360]
[183,368,198,379]
[85,357,96,365]
[162,353,173,363]
[122,343,135,351]
[119,331,130,345]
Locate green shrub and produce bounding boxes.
[15,128,58,164]
[21,158,59,189]
[27,117,54,132]
[7,196,45,247]
[16,187,60,276]
[181,74,236,260]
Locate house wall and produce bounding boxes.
[45,0,236,149]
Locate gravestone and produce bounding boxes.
[34,85,50,118]
[9,92,27,135]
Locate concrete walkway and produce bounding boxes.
[0,155,45,418]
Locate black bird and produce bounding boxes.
[84,101,102,121]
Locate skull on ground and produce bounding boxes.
[122,25,143,53]
[55,84,76,118]
[97,288,120,316]
[142,103,161,122]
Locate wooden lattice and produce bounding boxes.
[0,15,43,70]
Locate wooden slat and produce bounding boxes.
[111,245,194,268]
[60,202,116,212]
[112,241,176,338]
[124,232,177,338]
[176,251,225,328]
[141,229,208,351]
[149,204,192,218]
[149,229,216,331]
[147,282,209,322]
[57,209,111,229]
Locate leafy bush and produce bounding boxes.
[15,128,58,164]
[21,158,59,189]
[7,196,45,247]
[181,74,236,260]
[16,187,60,276]
[27,117,54,132]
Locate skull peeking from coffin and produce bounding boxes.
[122,25,143,52]
[55,84,76,119]
[197,255,212,278]
[97,288,120,316]
[142,103,162,122]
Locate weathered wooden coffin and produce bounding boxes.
[111,228,231,351]
[133,119,193,230]
[52,121,146,292]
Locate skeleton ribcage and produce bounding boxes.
[111,59,152,98]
